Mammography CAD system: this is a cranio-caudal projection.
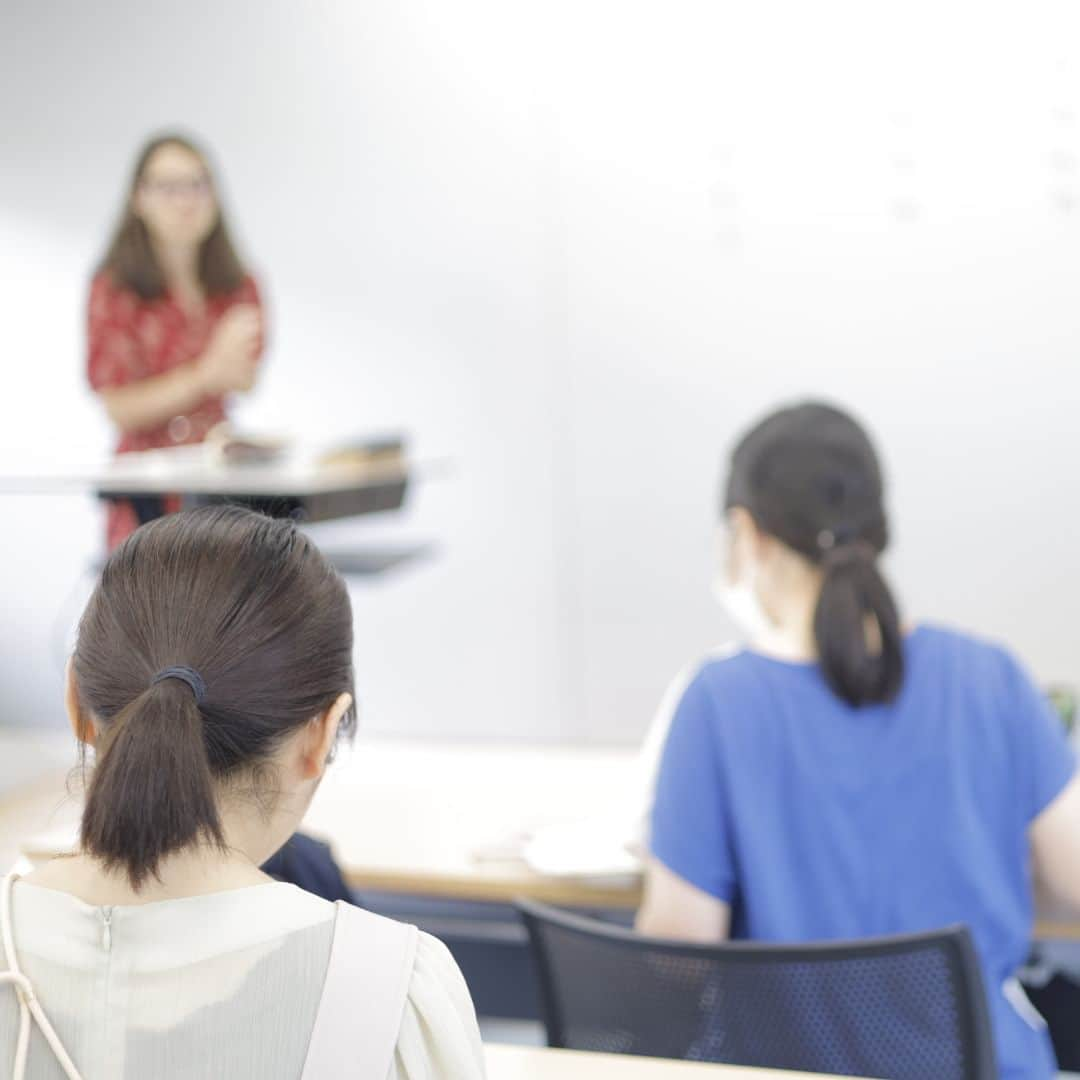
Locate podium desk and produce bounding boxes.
[0,446,437,575]
[0,445,414,524]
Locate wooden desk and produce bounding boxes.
[306,739,644,908]
[12,735,644,907]
[0,732,83,875]
[484,1044,862,1079]
[9,732,1080,940]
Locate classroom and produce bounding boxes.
[2,2,1079,1078]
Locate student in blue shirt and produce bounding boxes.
[637,401,1080,1079]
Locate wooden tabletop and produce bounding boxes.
[304,738,645,908]
[483,1044,865,1079]
[12,733,647,908]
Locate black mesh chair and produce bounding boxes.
[518,900,996,1079]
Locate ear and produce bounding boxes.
[726,506,766,571]
[727,505,756,538]
[65,660,96,747]
[298,693,353,780]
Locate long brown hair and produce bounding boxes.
[98,133,248,301]
[74,506,357,889]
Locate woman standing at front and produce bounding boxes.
[88,133,263,549]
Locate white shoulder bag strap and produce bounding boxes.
[302,901,419,1080]
[1,872,83,1080]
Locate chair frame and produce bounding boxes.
[517,899,997,1079]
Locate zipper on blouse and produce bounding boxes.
[101,906,114,952]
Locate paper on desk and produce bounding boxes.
[518,645,737,880]
[521,817,641,878]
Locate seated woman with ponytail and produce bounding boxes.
[637,402,1080,1080]
[0,507,484,1079]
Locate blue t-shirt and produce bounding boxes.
[649,625,1075,1080]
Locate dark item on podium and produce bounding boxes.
[98,434,409,526]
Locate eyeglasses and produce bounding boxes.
[139,176,212,198]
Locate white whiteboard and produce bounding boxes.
[1,1,1078,740]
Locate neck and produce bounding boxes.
[752,573,892,663]
[22,802,299,907]
[153,239,201,293]
[751,567,822,662]
[73,847,272,907]
[753,594,819,661]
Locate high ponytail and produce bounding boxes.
[813,542,904,707]
[724,402,905,708]
[80,679,225,889]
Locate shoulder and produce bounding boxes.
[906,624,1052,733]
[909,622,1027,686]
[233,273,262,305]
[329,906,468,1003]
[409,931,474,1003]
[650,646,761,750]
[89,270,113,296]
[677,646,766,711]
[88,270,139,318]
[393,931,485,1079]
[207,274,262,311]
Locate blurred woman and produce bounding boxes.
[0,506,484,1078]
[637,401,1080,1079]
[88,133,263,549]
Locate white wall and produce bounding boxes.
[553,1,1080,735]
[2,1,1078,742]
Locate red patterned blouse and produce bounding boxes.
[87,271,264,549]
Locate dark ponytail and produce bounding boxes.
[73,506,356,889]
[814,541,904,705]
[80,681,226,889]
[724,402,905,707]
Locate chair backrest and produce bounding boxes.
[517,901,996,1079]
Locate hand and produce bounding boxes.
[197,305,261,395]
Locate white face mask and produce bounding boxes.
[713,519,775,643]
[713,565,773,643]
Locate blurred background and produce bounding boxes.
[2,0,1078,743]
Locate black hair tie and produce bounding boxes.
[151,666,207,704]
[817,525,856,551]
[818,531,877,569]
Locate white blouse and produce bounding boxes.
[0,880,486,1079]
